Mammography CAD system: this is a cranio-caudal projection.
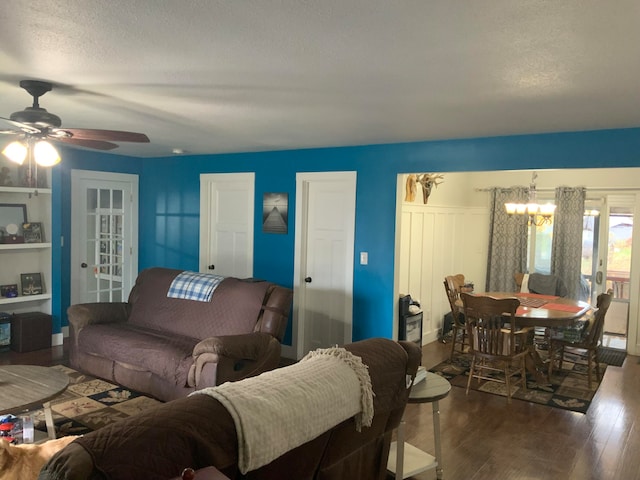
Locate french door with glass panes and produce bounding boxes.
[71,171,138,305]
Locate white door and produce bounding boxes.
[585,195,636,351]
[71,170,138,305]
[294,172,356,358]
[200,173,254,277]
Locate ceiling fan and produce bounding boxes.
[1,79,150,166]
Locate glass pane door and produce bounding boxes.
[603,205,632,344]
[85,187,124,302]
[581,196,634,350]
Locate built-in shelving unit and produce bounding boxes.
[0,183,52,315]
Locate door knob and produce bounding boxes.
[304,277,312,283]
[81,263,88,268]
[208,265,215,270]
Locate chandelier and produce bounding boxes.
[505,172,556,226]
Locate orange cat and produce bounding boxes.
[0,436,79,480]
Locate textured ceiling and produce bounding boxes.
[1,1,639,158]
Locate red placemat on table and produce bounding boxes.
[540,303,585,313]
[515,293,559,300]
[516,306,529,316]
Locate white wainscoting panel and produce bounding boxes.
[398,205,489,344]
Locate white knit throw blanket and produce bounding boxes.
[191,347,374,474]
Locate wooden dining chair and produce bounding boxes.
[514,272,525,292]
[461,292,529,403]
[443,275,469,361]
[547,289,614,389]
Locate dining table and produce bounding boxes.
[458,291,593,383]
[481,292,591,327]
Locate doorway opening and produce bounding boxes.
[581,197,634,351]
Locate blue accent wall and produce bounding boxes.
[51,148,142,336]
[53,128,640,345]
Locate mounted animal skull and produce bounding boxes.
[416,173,444,204]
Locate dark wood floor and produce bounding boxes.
[396,341,640,480]
[2,341,638,480]
[0,342,68,367]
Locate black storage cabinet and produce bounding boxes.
[10,312,52,352]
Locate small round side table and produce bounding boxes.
[387,370,451,480]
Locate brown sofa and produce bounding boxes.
[39,338,421,480]
[68,267,293,402]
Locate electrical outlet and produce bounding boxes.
[360,252,368,265]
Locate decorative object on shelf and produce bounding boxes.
[20,273,43,296]
[416,173,444,204]
[18,161,49,189]
[504,172,556,226]
[0,284,18,298]
[2,223,24,243]
[0,203,27,243]
[0,166,13,186]
[22,222,44,243]
[0,313,10,351]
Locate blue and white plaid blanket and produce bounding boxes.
[167,271,225,302]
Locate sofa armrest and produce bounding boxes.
[67,302,131,330]
[255,285,293,341]
[188,332,279,388]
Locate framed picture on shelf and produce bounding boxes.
[0,284,18,298]
[0,203,27,243]
[20,273,44,296]
[22,222,44,243]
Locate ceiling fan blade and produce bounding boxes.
[0,116,41,135]
[59,128,150,143]
[55,136,120,151]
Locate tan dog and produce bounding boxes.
[0,436,79,480]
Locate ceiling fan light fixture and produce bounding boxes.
[2,140,28,165]
[33,140,61,166]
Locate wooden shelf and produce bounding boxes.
[0,186,51,195]
[0,243,51,251]
[0,294,51,306]
[387,441,437,478]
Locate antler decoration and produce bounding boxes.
[416,173,444,204]
[405,174,418,202]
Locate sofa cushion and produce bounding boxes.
[77,323,198,386]
[127,268,271,339]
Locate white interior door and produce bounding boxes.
[200,173,254,277]
[294,172,356,358]
[71,170,138,305]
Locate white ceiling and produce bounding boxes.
[1,1,639,158]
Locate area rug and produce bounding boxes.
[16,365,163,437]
[429,351,607,414]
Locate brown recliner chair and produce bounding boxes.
[39,338,421,480]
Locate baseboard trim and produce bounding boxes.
[51,332,64,346]
[281,343,296,360]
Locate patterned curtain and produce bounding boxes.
[551,187,586,300]
[486,187,529,292]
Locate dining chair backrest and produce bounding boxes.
[444,273,464,321]
[528,272,569,297]
[582,289,613,346]
[461,293,522,357]
[514,272,525,291]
